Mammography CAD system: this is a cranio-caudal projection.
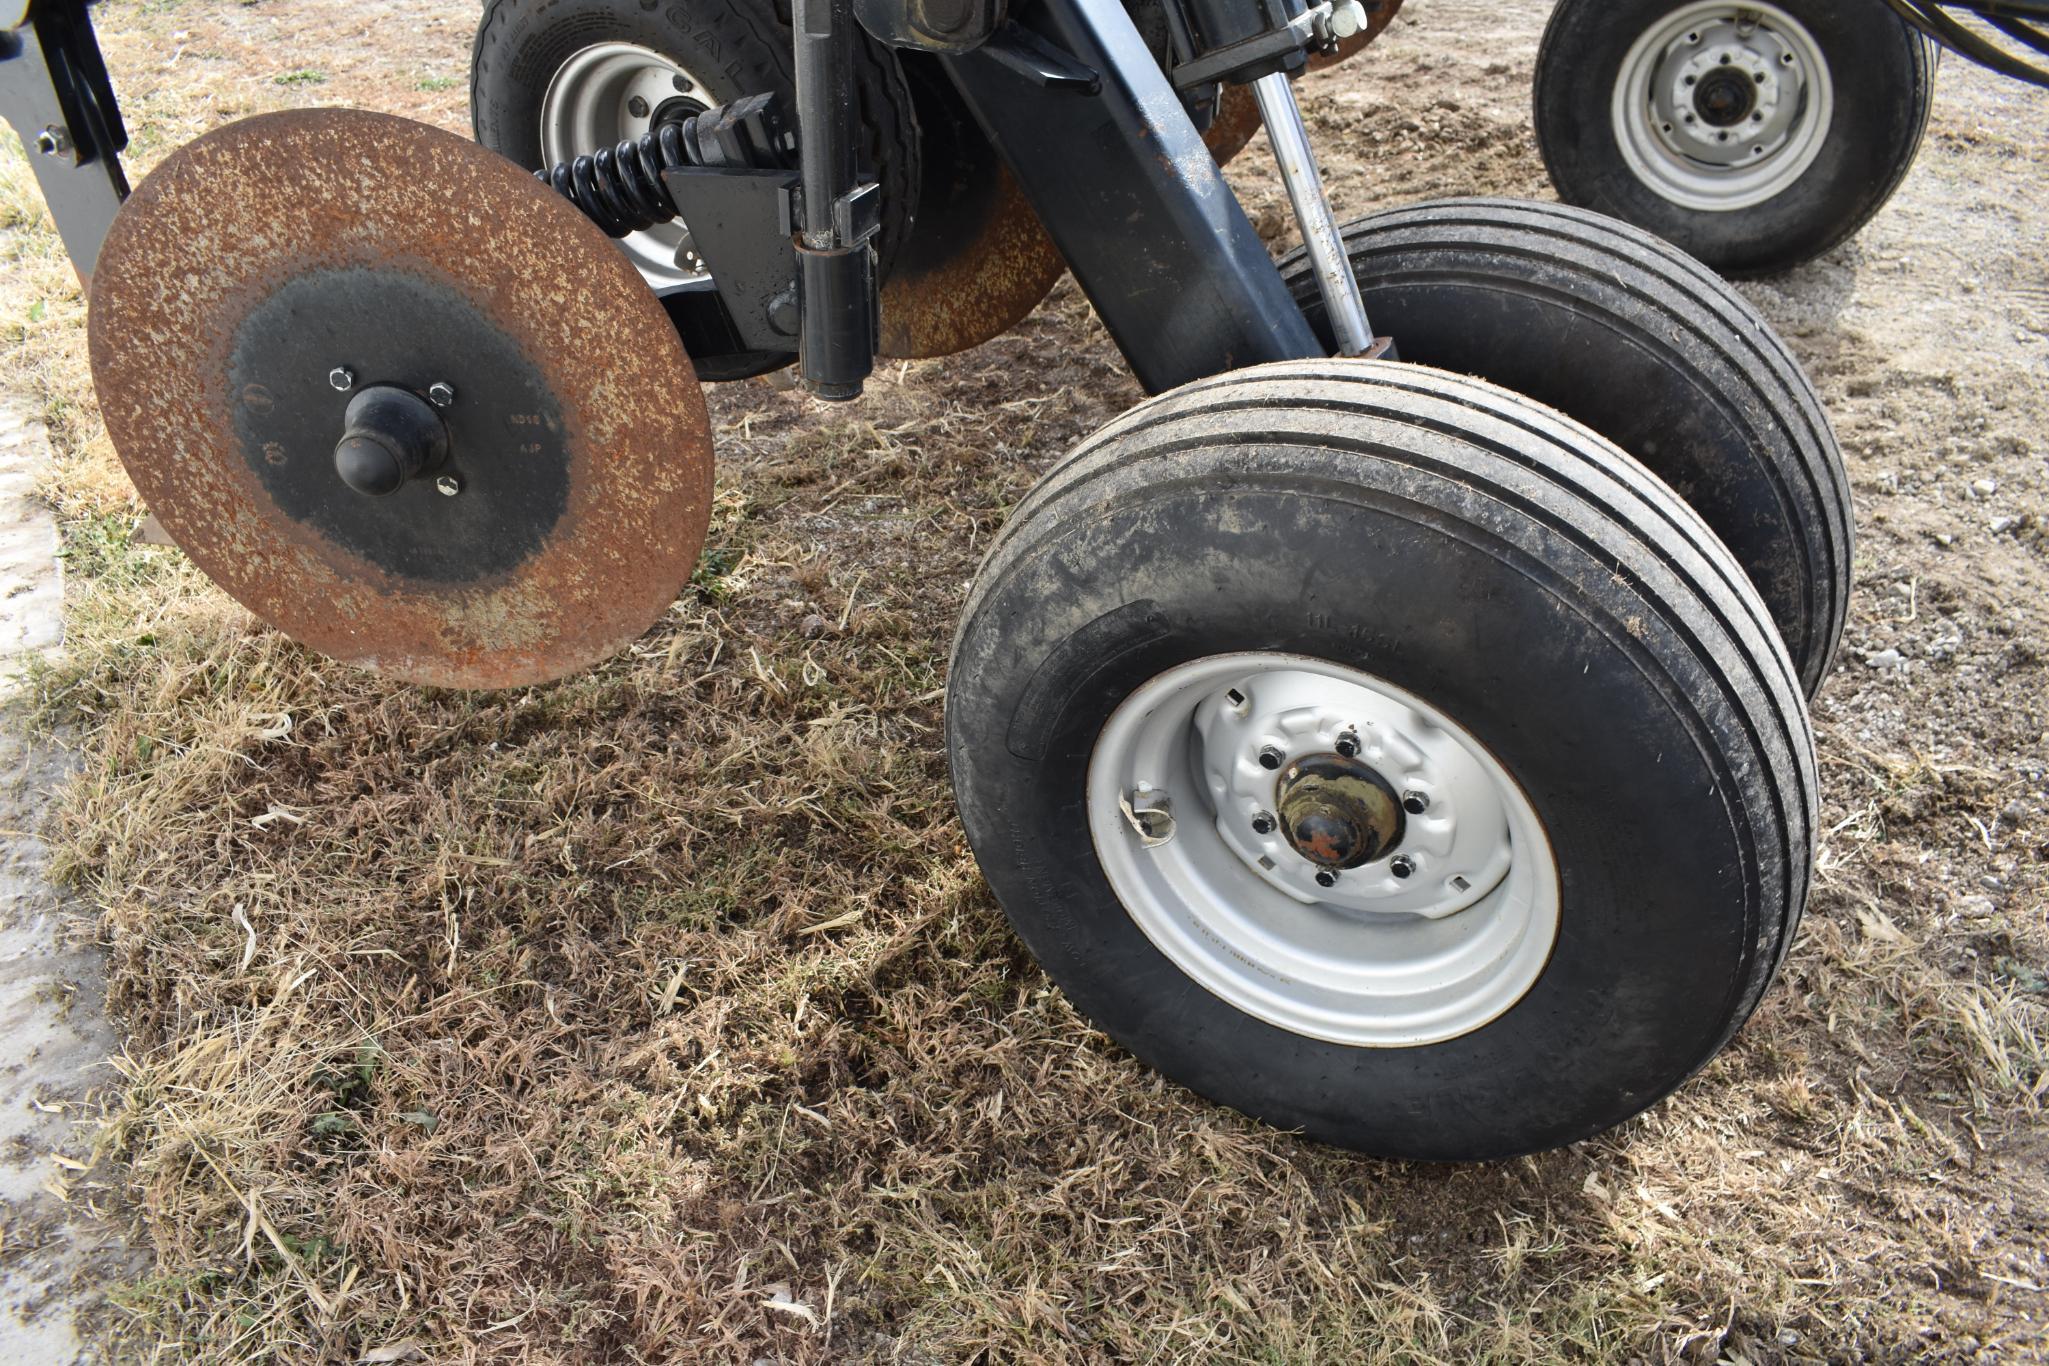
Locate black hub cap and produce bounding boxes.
[1693,66,1758,128]
[333,386,448,497]
[1274,752,1407,869]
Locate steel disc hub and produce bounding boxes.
[1612,1,1833,211]
[1088,653,1558,1046]
[89,108,715,688]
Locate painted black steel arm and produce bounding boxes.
[939,0,1322,393]
[0,0,127,280]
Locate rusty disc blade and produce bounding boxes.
[878,165,1065,361]
[89,108,714,689]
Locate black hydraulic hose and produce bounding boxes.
[1882,0,2049,86]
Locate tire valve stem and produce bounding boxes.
[1121,785,1176,847]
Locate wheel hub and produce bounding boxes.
[1651,15,1802,167]
[1612,2,1834,210]
[1087,653,1559,1047]
[1191,666,1511,918]
[1692,63,1758,128]
[331,385,449,498]
[1274,752,1404,869]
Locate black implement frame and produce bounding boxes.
[3,0,1326,400]
[0,0,126,280]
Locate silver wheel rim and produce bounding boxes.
[1610,2,1834,212]
[540,42,712,293]
[1087,653,1560,1048]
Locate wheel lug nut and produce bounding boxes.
[1315,869,1338,888]
[1335,730,1360,758]
[627,95,650,118]
[1251,812,1276,835]
[1390,856,1416,879]
[1257,745,1284,771]
[1402,790,1428,815]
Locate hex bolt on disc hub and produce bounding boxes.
[1610,1,1833,211]
[1087,653,1559,1045]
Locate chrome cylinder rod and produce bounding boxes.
[1251,70,1374,356]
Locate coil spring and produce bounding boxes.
[537,119,693,239]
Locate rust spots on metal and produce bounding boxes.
[875,0,1405,360]
[878,164,1066,361]
[89,108,715,690]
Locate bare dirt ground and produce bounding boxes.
[0,0,2044,1360]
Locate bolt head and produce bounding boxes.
[1402,790,1428,815]
[427,382,456,408]
[435,475,462,497]
[328,367,355,392]
[1257,746,1285,771]
[35,126,70,157]
[1390,855,1416,879]
[1251,812,1276,835]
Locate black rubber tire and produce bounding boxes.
[1276,197,1851,697]
[947,361,1816,1160]
[1533,0,1938,275]
[471,0,920,381]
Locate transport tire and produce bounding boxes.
[471,0,920,380]
[946,361,1816,1160]
[1533,0,1938,275]
[1277,197,1851,696]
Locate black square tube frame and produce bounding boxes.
[940,0,1324,394]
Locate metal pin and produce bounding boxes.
[1252,72,1375,356]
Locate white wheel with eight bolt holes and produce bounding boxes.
[947,361,1817,1159]
[1089,653,1557,1047]
[1533,0,1939,274]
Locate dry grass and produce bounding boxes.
[2,0,2046,1361]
